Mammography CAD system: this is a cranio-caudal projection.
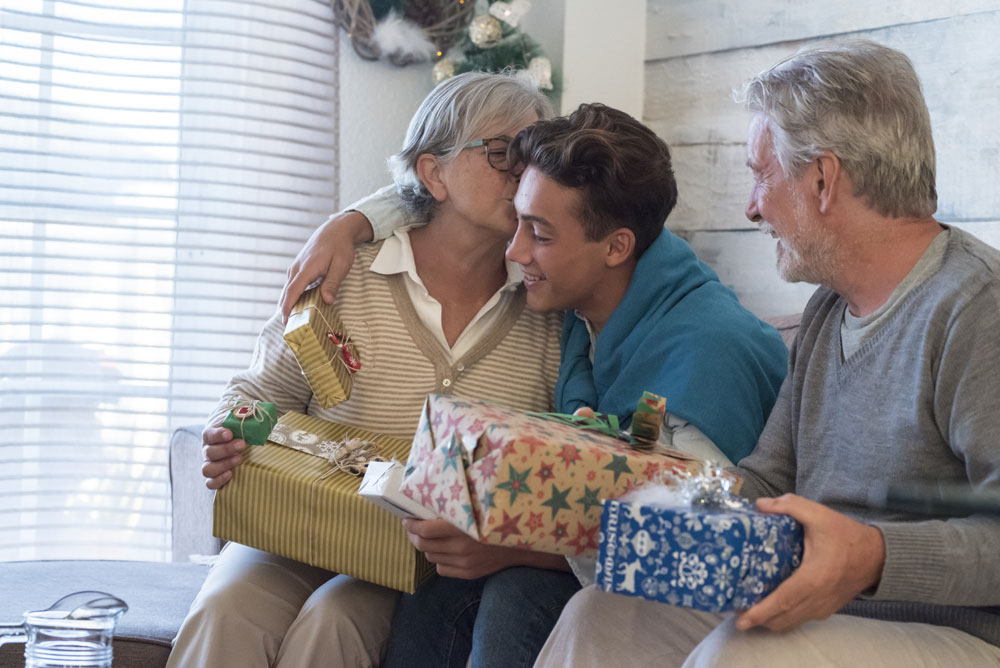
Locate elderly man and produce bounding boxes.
[532,40,1000,667]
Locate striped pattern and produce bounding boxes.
[210,241,563,438]
[214,412,432,592]
[283,289,353,408]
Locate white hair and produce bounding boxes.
[739,40,937,218]
[387,71,553,220]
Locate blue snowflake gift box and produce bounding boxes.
[595,478,803,613]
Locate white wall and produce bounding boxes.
[336,39,433,206]
[644,0,1000,318]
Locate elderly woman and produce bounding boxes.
[165,72,574,668]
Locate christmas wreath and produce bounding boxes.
[330,0,559,96]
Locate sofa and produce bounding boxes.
[0,315,801,668]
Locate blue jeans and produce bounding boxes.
[381,566,581,668]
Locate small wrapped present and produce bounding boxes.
[399,394,705,558]
[221,399,277,445]
[629,391,667,448]
[595,472,803,613]
[283,288,365,408]
[213,411,434,593]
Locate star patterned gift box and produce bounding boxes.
[398,394,705,558]
[283,287,364,409]
[595,497,803,613]
[213,411,434,593]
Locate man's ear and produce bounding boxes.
[416,153,448,202]
[605,228,636,268]
[813,151,842,215]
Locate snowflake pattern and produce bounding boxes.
[596,501,803,614]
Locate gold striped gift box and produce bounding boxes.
[283,288,355,408]
[213,411,434,593]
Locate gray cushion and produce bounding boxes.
[0,560,208,668]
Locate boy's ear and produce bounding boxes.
[605,228,636,268]
[416,153,448,202]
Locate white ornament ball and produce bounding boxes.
[469,15,503,49]
[432,58,457,84]
[489,0,532,28]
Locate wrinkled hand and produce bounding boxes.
[279,210,373,323]
[735,494,885,633]
[403,519,523,579]
[201,425,247,490]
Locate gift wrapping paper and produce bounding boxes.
[221,400,278,446]
[595,498,803,613]
[399,394,705,558]
[283,288,356,409]
[213,411,434,593]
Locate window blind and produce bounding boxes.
[0,0,339,561]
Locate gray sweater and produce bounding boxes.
[737,227,1000,645]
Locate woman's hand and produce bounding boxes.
[279,210,374,322]
[201,425,246,490]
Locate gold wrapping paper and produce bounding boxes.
[213,411,434,593]
[283,288,354,408]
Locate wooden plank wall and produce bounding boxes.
[644,1,1000,318]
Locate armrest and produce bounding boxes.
[169,424,222,562]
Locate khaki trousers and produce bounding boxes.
[166,543,399,668]
[533,586,1000,668]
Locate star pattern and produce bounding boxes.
[443,436,463,471]
[415,472,437,507]
[496,464,532,504]
[496,510,523,540]
[558,444,583,469]
[603,454,633,483]
[525,511,545,533]
[541,483,572,519]
[576,485,602,514]
[550,521,569,542]
[449,479,464,501]
[534,461,555,484]
[566,522,600,555]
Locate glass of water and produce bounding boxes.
[0,591,128,668]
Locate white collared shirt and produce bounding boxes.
[370,226,524,363]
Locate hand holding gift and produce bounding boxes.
[201,424,247,490]
[596,468,804,613]
[734,494,885,632]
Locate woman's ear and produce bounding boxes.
[416,153,448,202]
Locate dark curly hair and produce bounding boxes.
[507,103,677,257]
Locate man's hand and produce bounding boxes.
[201,425,247,490]
[279,210,374,323]
[403,519,564,579]
[735,494,885,633]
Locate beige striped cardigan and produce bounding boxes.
[210,242,563,438]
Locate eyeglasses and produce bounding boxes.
[461,137,511,172]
